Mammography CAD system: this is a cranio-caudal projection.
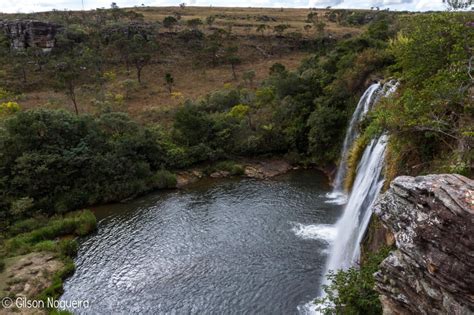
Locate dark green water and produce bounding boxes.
[61,170,343,314]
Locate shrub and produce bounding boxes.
[315,247,392,314]
[0,259,5,272]
[33,240,57,252]
[153,170,177,189]
[4,210,96,256]
[8,217,47,236]
[213,160,245,176]
[59,239,78,257]
[0,101,20,117]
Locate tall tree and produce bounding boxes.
[128,34,157,84]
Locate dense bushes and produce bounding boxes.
[0,110,176,220]
[315,247,392,314]
[368,13,473,178]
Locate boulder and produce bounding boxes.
[373,174,474,315]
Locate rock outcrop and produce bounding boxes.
[1,20,60,51]
[373,174,474,315]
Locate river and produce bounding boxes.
[61,170,343,314]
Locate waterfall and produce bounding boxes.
[325,80,398,273]
[298,81,398,314]
[330,83,382,196]
[325,135,388,271]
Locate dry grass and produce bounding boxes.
[7,6,364,119]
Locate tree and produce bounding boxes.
[443,0,473,9]
[242,70,256,87]
[306,12,318,23]
[269,62,286,76]
[54,52,95,115]
[12,51,28,84]
[225,46,241,80]
[256,24,268,37]
[316,21,326,37]
[179,2,186,9]
[273,24,289,36]
[187,18,203,30]
[205,15,216,28]
[128,34,157,84]
[27,46,49,72]
[55,57,87,115]
[165,73,174,93]
[163,16,178,31]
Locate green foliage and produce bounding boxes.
[315,247,392,315]
[0,101,20,117]
[163,16,178,29]
[187,18,203,30]
[174,103,214,146]
[4,210,96,256]
[228,104,250,120]
[211,160,245,176]
[0,109,175,217]
[8,217,48,236]
[153,170,177,189]
[165,73,174,93]
[370,13,473,176]
[58,239,79,257]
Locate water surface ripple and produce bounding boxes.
[61,170,342,314]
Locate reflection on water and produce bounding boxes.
[61,170,343,314]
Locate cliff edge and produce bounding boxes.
[373,174,473,315]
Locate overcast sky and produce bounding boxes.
[0,0,451,14]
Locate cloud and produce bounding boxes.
[377,0,413,5]
[415,0,446,10]
[308,0,344,7]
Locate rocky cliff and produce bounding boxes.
[372,174,474,315]
[1,20,60,51]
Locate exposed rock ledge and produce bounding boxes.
[176,159,294,188]
[1,20,60,52]
[373,174,474,315]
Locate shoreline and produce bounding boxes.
[175,158,336,188]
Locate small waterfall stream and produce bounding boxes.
[330,83,382,197]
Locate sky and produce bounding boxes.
[0,0,451,13]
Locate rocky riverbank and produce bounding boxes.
[175,159,297,188]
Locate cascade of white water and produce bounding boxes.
[298,81,398,315]
[325,80,398,273]
[330,83,382,196]
[325,134,388,271]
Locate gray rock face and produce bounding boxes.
[1,20,60,51]
[374,174,474,315]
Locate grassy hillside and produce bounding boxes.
[0,6,370,121]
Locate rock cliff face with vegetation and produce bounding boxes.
[0,20,59,51]
[373,174,474,315]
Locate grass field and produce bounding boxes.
[1,6,365,121]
